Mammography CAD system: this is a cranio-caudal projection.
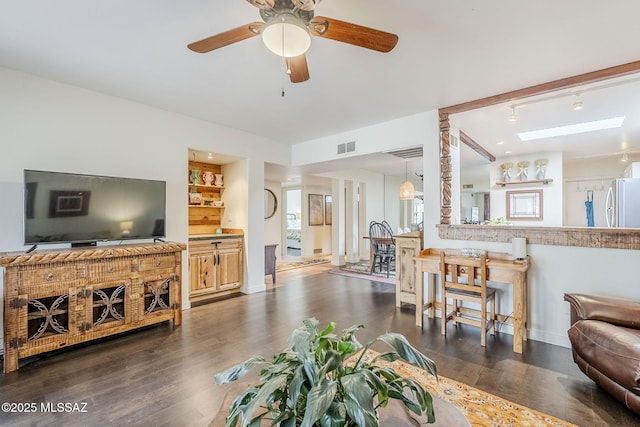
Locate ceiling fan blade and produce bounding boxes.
[187,23,264,53]
[287,55,310,83]
[246,0,275,9]
[309,17,398,53]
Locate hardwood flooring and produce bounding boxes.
[1,264,637,426]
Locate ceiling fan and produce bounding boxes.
[187,0,399,83]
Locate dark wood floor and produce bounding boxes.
[1,266,638,426]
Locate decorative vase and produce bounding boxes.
[202,171,214,186]
[536,169,545,180]
[189,192,202,205]
[214,173,224,187]
[189,169,201,186]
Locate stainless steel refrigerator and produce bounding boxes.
[606,178,640,227]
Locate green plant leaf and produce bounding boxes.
[215,355,267,384]
[376,333,437,378]
[319,321,336,337]
[300,379,337,427]
[336,340,356,356]
[287,364,305,407]
[237,375,287,427]
[360,369,388,407]
[371,351,401,363]
[320,402,347,427]
[341,372,377,427]
[319,349,343,378]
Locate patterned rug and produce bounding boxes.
[362,351,578,427]
[275,258,329,272]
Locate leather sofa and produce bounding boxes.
[564,293,640,415]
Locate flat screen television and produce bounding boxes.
[24,169,166,247]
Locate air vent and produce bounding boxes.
[313,248,322,254]
[337,141,356,155]
[462,184,474,189]
[386,146,423,159]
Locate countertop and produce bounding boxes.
[188,233,243,241]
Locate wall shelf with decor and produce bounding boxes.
[496,179,553,187]
[188,160,225,235]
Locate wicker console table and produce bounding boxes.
[1,242,186,373]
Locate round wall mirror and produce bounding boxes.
[265,188,278,219]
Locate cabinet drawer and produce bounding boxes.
[189,238,242,253]
[87,259,132,281]
[19,265,78,285]
[139,255,175,271]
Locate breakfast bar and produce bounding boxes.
[413,248,530,353]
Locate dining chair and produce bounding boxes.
[440,251,496,346]
[368,221,396,277]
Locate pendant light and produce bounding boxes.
[399,161,415,200]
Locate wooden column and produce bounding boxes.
[439,112,452,225]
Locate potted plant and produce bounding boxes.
[214,318,438,426]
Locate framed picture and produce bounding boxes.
[308,194,323,226]
[324,195,332,225]
[49,190,91,218]
[506,190,542,221]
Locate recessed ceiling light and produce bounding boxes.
[496,141,504,145]
[505,150,512,154]
[518,116,625,141]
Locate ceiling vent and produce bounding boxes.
[386,146,423,159]
[337,141,356,155]
[462,184,474,189]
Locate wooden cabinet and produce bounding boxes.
[395,231,423,307]
[189,160,225,235]
[189,236,243,301]
[1,242,186,373]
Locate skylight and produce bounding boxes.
[518,116,625,141]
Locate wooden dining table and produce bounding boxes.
[413,248,530,353]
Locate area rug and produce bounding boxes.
[329,267,395,284]
[275,258,329,272]
[330,260,396,284]
[361,351,579,427]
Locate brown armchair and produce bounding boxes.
[564,293,640,415]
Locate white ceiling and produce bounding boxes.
[3,1,640,182]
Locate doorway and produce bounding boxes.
[284,188,302,257]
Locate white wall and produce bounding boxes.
[0,67,291,341]
[490,151,563,226]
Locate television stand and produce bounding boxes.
[1,241,186,373]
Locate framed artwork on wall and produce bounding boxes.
[308,194,323,226]
[324,195,332,225]
[506,189,543,221]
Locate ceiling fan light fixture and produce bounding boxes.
[262,14,311,58]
